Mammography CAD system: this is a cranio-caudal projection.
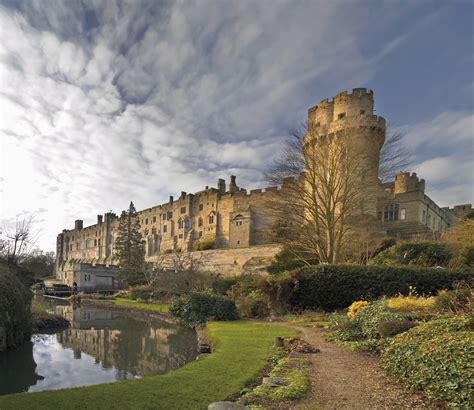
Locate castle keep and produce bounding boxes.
[55,88,472,288]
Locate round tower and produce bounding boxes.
[305,88,386,217]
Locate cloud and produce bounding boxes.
[0,1,471,250]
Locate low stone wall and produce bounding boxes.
[161,245,282,277]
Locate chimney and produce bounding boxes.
[97,215,103,224]
[181,191,186,199]
[230,175,237,193]
[218,178,226,193]
[74,220,83,230]
[169,195,174,204]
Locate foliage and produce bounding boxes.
[0,321,297,410]
[353,300,402,339]
[0,259,32,350]
[434,284,473,314]
[235,290,268,318]
[347,301,369,319]
[169,291,239,326]
[20,250,55,278]
[244,357,311,403]
[380,317,474,406]
[266,248,316,275]
[386,290,435,319]
[289,265,472,310]
[115,202,146,287]
[444,219,474,270]
[369,241,452,267]
[284,311,330,328]
[191,237,215,251]
[378,320,416,338]
[129,285,155,300]
[327,317,365,342]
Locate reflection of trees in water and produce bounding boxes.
[0,341,42,395]
[55,308,198,378]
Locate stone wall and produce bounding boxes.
[159,244,282,277]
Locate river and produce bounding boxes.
[0,298,197,395]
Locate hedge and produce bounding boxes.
[0,260,33,351]
[289,265,473,310]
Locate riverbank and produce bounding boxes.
[31,300,69,332]
[0,321,297,409]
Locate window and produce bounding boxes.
[198,217,203,227]
[209,214,215,224]
[237,240,240,245]
[145,218,148,225]
[427,213,431,226]
[72,236,74,241]
[163,225,168,233]
[338,112,346,119]
[167,211,173,219]
[180,207,186,214]
[153,216,156,223]
[199,204,203,211]
[76,243,81,250]
[383,204,399,221]
[178,233,183,239]
[360,110,366,115]
[400,209,406,220]
[94,239,97,246]
[178,219,184,229]
[185,219,191,229]
[163,214,166,220]
[199,231,203,238]
[422,210,426,222]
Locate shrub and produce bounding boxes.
[328,317,364,342]
[347,301,369,319]
[387,293,435,316]
[0,260,33,350]
[380,317,473,406]
[434,284,473,314]
[235,290,269,318]
[378,320,416,338]
[267,249,317,274]
[192,238,215,251]
[169,291,239,326]
[130,285,155,300]
[369,241,452,267]
[289,265,472,310]
[354,301,402,339]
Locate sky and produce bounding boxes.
[0,0,473,252]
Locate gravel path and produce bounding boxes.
[292,327,442,410]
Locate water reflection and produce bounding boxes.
[0,300,197,395]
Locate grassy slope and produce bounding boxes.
[112,297,170,313]
[0,321,296,409]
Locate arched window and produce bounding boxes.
[184,219,191,229]
[208,212,215,224]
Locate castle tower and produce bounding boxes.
[304,88,386,216]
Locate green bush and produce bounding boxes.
[380,317,473,406]
[130,285,155,300]
[0,260,33,350]
[369,241,452,267]
[235,290,269,318]
[289,265,472,310]
[378,320,416,338]
[169,291,239,326]
[354,301,402,339]
[267,249,317,274]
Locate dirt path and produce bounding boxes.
[292,327,441,410]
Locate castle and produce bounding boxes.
[54,88,472,288]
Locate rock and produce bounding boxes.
[208,401,248,410]
[262,377,289,387]
[198,343,211,353]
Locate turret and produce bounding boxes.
[394,172,426,194]
[74,220,83,230]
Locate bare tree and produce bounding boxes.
[0,215,38,263]
[379,128,411,181]
[267,124,408,264]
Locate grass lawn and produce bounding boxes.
[112,297,170,313]
[0,321,297,409]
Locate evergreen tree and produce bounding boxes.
[115,202,145,287]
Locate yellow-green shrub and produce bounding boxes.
[347,301,369,319]
[387,295,434,313]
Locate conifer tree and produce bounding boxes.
[115,202,145,287]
